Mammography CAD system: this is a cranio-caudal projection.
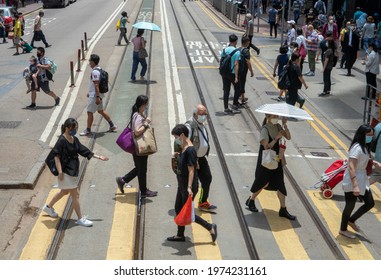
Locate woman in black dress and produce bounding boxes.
[167,124,217,242]
[245,114,295,220]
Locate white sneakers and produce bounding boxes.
[42,205,58,218]
[75,216,93,227]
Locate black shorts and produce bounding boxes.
[31,79,51,94]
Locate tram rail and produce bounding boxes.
[173,0,348,260]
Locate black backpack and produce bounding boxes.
[94,67,109,93]
[277,65,291,90]
[219,48,239,77]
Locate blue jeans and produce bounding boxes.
[363,37,374,51]
[131,51,147,80]
[294,10,300,24]
[0,27,6,42]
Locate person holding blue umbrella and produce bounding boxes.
[131,29,147,81]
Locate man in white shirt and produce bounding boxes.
[362,42,380,99]
[80,54,117,136]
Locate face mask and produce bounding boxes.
[197,115,206,123]
[348,26,353,31]
[329,20,333,24]
[37,53,42,58]
[175,138,182,146]
[70,129,77,136]
[270,118,278,125]
[366,135,373,144]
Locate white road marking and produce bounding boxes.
[215,153,334,160]
[40,1,128,145]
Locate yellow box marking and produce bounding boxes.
[191,189,222,260]
[106,188,138,260]
[20,189,69,260]
[258,192,309,259]
[308,190,374,259]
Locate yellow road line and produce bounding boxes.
[19,189,69,260]
[106,188,138,260]
[191,189,222,260]
[259,192,309,259]
[307,190,374,259]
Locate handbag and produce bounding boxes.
[116,126,135,154]
[171,156,179,174]
[133,127,157,156]
[366,158,373,176]
[138,48,148,59]
[299,43,307,58]
[261,149,278,170]
[174,195,195,226]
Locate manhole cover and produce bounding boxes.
[311,152,329,157]
[256,76,268,80]
[0,121,21,129]
[265,91,279,96]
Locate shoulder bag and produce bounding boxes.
[261,127,279,170]
[138,37,148,59]
[134,126,157,156]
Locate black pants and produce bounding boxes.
[340,189,375,231]
[248,35,260,53]
[197,156,212,204]
[323,68,332,93]
[366,72,377,99]
[175,176,212,237]
[269,21,277,37]
[222,74,240,109]
[122,154,148,193]
[31,30,49,47]
[345,51,356,74]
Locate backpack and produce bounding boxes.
[219,48,239,77]
[45,58,57,81]
[93,67,109,93]
[277,65,291,90]
[238,47,249,76]
[371,131,381,153]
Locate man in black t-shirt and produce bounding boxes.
[286,53,308,108]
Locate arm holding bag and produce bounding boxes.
[174,195,195,226]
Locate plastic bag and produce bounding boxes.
[174,195,195,226]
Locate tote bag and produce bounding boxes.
[133,127,157,156]
[174,195,195,226]
[116,126,135,154]
[261,149,278,170]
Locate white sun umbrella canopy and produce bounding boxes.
[255,103,314,121]
[132,22,161,31]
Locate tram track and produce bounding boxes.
[172,0,348,260]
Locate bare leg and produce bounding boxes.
[69,188,82,219]
[250,183,268,200]
[47,90,57,100]
[98,109,111,122]
[31,90,37,103]
[47,189,69,208]
[277,191,286,208]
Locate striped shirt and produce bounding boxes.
[307,31,319,51]
[293,1,301,10]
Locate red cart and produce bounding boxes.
[319,159,347,199]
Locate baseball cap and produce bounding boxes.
[287,20,296,24]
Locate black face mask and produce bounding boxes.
[37,53,42,58]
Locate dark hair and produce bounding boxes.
[350,124,373,153]
[241,35,250,45]
[130,95,148,122]
[39,10,44,16]
[292,42,299,49]
[171,124,189,138]
[30,55,37,63]
[296,28,303,36]
[89,54,100,65]
[327,39,335,50]
[37,47,45,55]
[137,29,144,36]
[290,52,300,62]
[61,118,78,134]
[368,42,377,51]
[229,34,238,43]
[279,46,288,54]
[325,30,333,37]
[121,11,127,17]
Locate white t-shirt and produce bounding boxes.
[363,23,375,39]
[89,68,100,98]
[342,143,370,195]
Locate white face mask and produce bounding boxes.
[329,20,333,24]
[270,118,278,125]
[197,115,207,123]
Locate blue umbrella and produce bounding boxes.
[132,22,161,32]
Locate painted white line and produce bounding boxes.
[161,0,186,123]
[40,1,127,145]
[215,153,335,160]
[160,0,176,152]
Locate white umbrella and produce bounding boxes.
[132,22,161,31]
[255,103,314,121]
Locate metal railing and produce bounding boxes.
[205,0,239,25]
[362,84,381,125]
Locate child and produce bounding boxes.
[23,56,39,94]
[20,38,33,54]
[273,46,289,101]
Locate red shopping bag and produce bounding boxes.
[174,195,195,226]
